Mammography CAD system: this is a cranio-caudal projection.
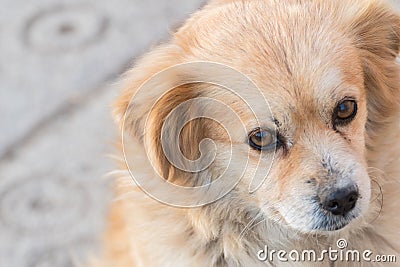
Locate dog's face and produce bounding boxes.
[248,58,370,232]
[115,0,400,234]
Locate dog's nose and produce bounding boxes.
[321,186,358,216]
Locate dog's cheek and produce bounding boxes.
[255,160,293,209]
[257,168,318,231]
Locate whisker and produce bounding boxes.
[239,209,265,240]
[241,217,268,239]
[368,178,384,226]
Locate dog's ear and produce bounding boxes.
[344,0,400,144]
[112,44,184,132]
[348,0,400,60]
[137,84,209,184]
[112,45,211,183]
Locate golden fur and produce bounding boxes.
[93,0,400,266]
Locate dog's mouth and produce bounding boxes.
[306,202,357,231]
[270,198,363,233]
[310,209,361,232]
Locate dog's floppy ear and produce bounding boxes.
[112,44,185,132]
[344,0,400,143]
[112,45,210,183]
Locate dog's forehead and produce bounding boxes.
[218,63,364,130]
[176,0,366,128]
[177,1,364,105]
[260,65,363,108]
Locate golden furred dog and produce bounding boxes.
[93,0,400,266]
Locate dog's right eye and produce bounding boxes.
[248,129,277,151]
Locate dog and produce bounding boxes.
[93,0,400,266]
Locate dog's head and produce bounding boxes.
[114,0,400,233]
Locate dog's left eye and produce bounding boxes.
[334,99,357,125]
[248,129,277,151]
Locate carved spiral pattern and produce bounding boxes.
[0,176,88,234]
[23,5,109,52]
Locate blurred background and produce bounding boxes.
[0,0,204,266]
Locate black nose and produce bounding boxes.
[321,186,359,216]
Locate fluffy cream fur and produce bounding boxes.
[92,0,400,266]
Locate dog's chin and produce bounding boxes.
[310,218,354,233]
[311,206,365,233]
[277,208,362,235]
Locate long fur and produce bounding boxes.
[92,0,400,266]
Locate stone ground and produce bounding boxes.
[2,1,400,267]
[0,1,204,266]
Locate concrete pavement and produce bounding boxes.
[0,1,203,266]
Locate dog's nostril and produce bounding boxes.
[349,195,357,204]
[321,186,358,216]
[327,201,339,209]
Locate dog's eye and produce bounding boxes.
[249,129,277,151]
[334,100,357,125]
